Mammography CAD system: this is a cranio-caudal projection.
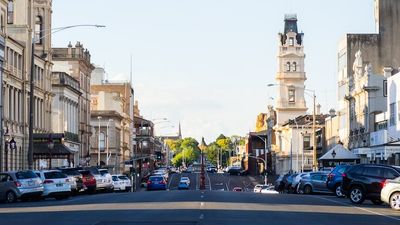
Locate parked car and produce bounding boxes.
[298,172,330,194]
[141,174,151,187]
[3,171,43,200]
[274,174,286,192]
[260,186,279,194]
[92,168,113,192]
[233,187,243,192]
[254,184,270,193]
[111,175,126,191]
[341,164,400,204]
[206,166,217,173]
[79,170,97,194]
[291,173,308,193]
[227,167,246,176]
[34,170,71,200]
[180,177,190,185]
[178,181,189,190]
[117,175,132,192]
[381,177,400,210]
[0,173,19,203]
[59,168,83,194]
[326,164,352,197]
[283,173,298,193]
[147,176,167,191]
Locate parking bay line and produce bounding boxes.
[310,195,400,222]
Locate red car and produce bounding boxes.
[79,170,97,194]
[233,187,243,192]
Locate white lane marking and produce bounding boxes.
[167,173,175,188]
[311,195,400,222]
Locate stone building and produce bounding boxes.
[336,0,400,160]
[52,42,95,166]
[90,66,134,173]
[0,0,54,171]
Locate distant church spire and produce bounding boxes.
[178,122,182,139]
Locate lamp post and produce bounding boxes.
[106,119,113,165]
[47,135,54,169]
[198,137,207,190]
[97,116,102,166]
[27,24,105,169]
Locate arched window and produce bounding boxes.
[292,62,297,71]
[7,0,14,24]
[35,16,43,44]
[99,132,105,150]
[286,62,291,72]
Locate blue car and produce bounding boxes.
[178,181,189,190]
[146,176,167,191]
[326,164,352,197]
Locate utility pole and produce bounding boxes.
[312,92,317,171]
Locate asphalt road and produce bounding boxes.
[0,173,399,225]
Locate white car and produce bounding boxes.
[111,175,126,191]
[180,177,190,185]
[117,175,132,191]
[254,184,270,193]
[95,169,114,192]
[381,177,400,210]
[260,186,279,194]
[34,170,71,200]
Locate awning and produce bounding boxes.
[33,142,76,159]
[319,144,359,160]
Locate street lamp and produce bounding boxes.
[267,83,318,171]
[97,116,102,166]
[27,24,105,169]
[198,137,207,190]
[106,119,114,165]
[331,150,337,159]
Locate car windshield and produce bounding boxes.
[61,169,81,176]
[44,172,67,179]
[16,171,38,179]
[118,176,128,180]
[99,170,109,176]
[112,176,119,181]
[149,176,163,181]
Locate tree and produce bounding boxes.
[170,137,200,167]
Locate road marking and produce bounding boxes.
[167,173,175,188]
[311,195,400,222]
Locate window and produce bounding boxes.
[288,88,295,103]
[99,132,105,150]
[390,103,396,126]
[383,80,387,97]
[303,136,310,149]
[35,16,43,44]
[286,62,291,71]
[362,167,380,177]
[383,168,399,179]
[292,62,297,71]
[7,0,13,24]
[289,37,294,46]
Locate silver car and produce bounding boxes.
[298,172,330,194]
[0,173,19,203]
[3,171,43,200]
[381,177,400,210]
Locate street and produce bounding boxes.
[0,173,399,225]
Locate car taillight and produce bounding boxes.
[381,179,388,188]
[147,180,152,185]
[43,179,54,184]
[14,181,22,187]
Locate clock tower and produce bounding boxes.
[275,14,307,125]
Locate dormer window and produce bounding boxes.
[286,62,291,72]
[292,62,297,71]
[7,0,14,24]
[289,37,294,46]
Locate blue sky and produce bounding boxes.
[52,0,375,142]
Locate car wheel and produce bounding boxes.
[335,184,344,198]
[349,186,365,204]
[303,185,312,195]
[371,199,383,205]
[389,192,400,211]
[6,191,17,203]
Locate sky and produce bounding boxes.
[52,0,375,143]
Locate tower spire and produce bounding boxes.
[178,122,182,139]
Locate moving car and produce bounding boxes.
[254,184,270,193]
[180,177,190,185]
[178,181,189,190]
[381,177,400,210]
[341,164,400,204]
[111,175,126,191]
[298,172,330,194]
[34,170,71,200]
[326,164,351,197]
[0,173,19,203]
[147,176,167,191]
[79,170,97,194]
[3,171,43,200]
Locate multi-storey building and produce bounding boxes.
[90,66,134,173]
[52,42,95,165]
[0,0,53,171]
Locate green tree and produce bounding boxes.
[170,137,201,167]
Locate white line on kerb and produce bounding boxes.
[311,195,400,222]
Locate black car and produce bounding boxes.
[341,164,400,204]
[227,167,246,176]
